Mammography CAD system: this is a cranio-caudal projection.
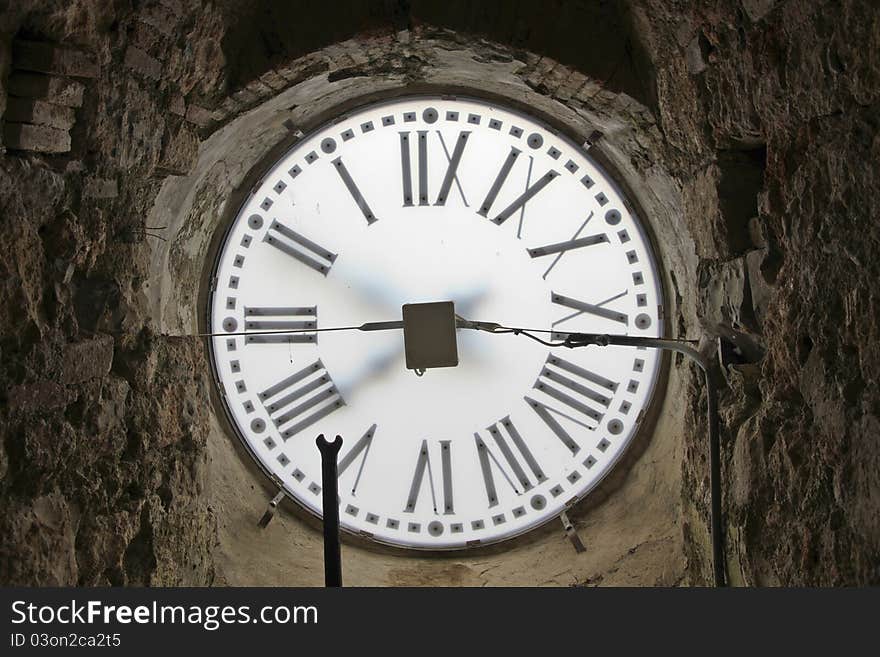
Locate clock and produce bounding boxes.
[207,95,665,550]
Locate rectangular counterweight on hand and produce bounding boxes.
[402,301,459,371]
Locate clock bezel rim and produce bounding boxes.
[200,86,673,556]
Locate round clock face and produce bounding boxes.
[208,95,664,549]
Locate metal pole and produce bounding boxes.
[316,434,343,587]
[563,333,727,587]
[705,365,724,587]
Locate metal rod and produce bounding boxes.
[562,332,727,587]
[316,434,343,588]
[706,364,724,587]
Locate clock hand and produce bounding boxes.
[203,314,516,338]
[336,267,407,313]
[333,254,490,318]
[201,320,403,338]
[334,345,403,394]
[202,316,490,339]
[358,320,404,331]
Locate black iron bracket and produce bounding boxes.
[316,434,343,588]
[562,332,727,587]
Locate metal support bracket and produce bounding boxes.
[582,129,603,151]
[317,434,343,587]
[715,324,765,384]
[560,511,586,553]
[559,331,727,586]
[258,490,285,528]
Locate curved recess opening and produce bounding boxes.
[148,40,699,586]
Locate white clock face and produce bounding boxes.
[208,96,664,549]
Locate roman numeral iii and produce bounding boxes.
[258,360,344,439]
[243,306,318,344]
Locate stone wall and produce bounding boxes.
[0,0,877,586]
[632,0,880,586]
[0,0,221,585]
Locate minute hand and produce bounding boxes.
[198,315,500,338]
[359,317,503,332]
[358,320,404,331]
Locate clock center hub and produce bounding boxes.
[321,210,553,440]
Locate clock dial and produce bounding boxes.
[208,96,665,549]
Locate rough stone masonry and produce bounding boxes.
[0,0,877,586]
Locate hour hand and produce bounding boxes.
[454,316,502,332]
[356,311,501,334]
[358,320,404,331]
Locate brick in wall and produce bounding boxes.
[124,46,162,81]
[12,40,98,79]
[184,104,212,127]
[259,70,288,91]
[7,73,85,108]
[83,177,119,199]
[139,3,178,38]
[155,122,199,176]
[60,334,114,384]
[3,123,71,153]
[170,94,186,116]
[4,97,76,130]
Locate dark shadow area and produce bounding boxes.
[217,0,397,91]
[217,0,650,105]
[717,146,767,256]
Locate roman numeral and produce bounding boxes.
[337,424,376,496]
[404,439,453,514]
[527,211,606,278]
[552,292,628,326]
[475,416,546,507]
[332,157,377,224]
[399,130,470,207]
[477,146,560,225]
[516,156,533,238]
[258,360,344,440]
[528,233,609,258]
[532,354,617,426]
[243,306,318,344]
[551,290,629,339]
[523,396,592,456]
[263,220,337,276]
